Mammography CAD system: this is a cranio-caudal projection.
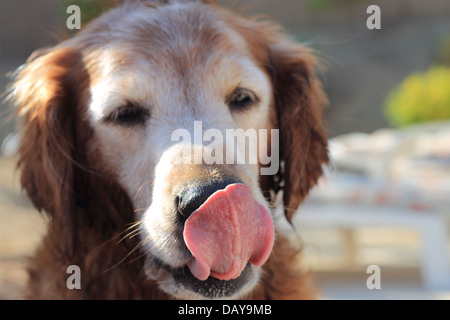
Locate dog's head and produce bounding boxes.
[11,0,328,299]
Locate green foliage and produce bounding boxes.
[437,34,450,66]
[385,66,450,128]
[306,0,334,12]
[306,0,368,12]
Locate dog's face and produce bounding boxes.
[12,0,328,300]
[88,2,274,299]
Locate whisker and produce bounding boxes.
[118,227,143,244]
[99,241,147,275]
[99,228,157,275]
[129,230,144,240]
[134,179,154,200]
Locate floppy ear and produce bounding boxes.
[268,41,329,222]
[11,46,89,255]
[269,43,328,220]
[227,16,329,222]
[11,45,136,257]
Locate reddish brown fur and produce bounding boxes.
[11,0,328,300]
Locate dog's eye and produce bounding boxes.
[227,88,258,111]
[105,102,150,126]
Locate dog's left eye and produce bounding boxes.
[227,88,258,111]
[105,102,150,126]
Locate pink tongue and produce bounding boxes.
[183,184,274,281]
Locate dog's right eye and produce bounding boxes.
[104,102,150,126]
[227,88,258,112]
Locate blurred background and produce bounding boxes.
[1,0,449,299]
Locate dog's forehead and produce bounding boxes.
[84,2,270,121]
[82,2,250,66]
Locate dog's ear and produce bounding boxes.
[268,42,329,222]
[10,46,89,254]
[245,26,329,222]
[11,45,135,255]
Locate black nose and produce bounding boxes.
[176,178,240,220]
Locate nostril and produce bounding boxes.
[175,178,241,220]
[175,196,185,217]
[176,195,198,219]
[176,189,205,219]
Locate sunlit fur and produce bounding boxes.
[10,0,328,299]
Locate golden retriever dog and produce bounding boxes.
[10,0,328,299]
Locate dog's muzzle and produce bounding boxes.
[176,179,275,282]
